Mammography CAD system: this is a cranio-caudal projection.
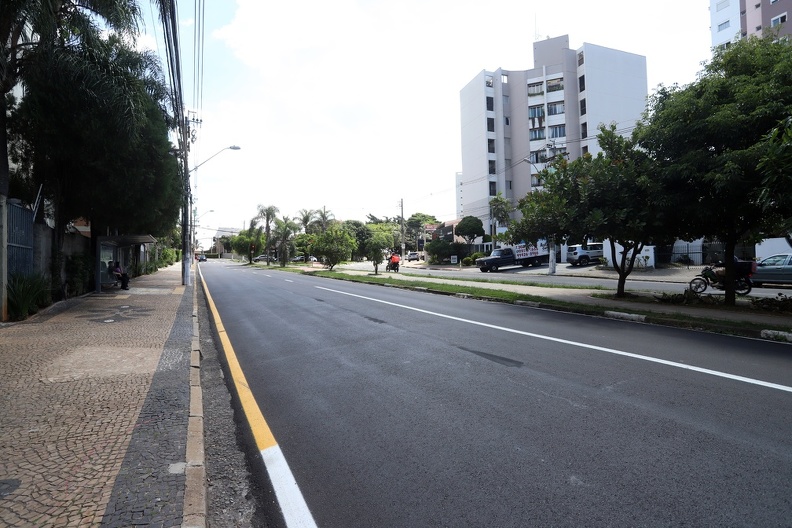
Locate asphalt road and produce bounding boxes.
[201,261,792,527]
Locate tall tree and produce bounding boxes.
[635,35,792,304]
[489,193,513,246]
[316,206,334,233]
[455,216,485,254]
[272,215,300,266]
[296,208,317,233]
[256,204,279,265]
[1,0,147,319]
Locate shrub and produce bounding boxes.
[65,254,91,297]
[7,273,50,321]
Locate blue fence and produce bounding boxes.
[8,201,34,277]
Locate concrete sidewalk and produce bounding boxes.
[0,263,205,527]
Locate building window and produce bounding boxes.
[488,139,495,153]
[718,20,731,31]
[547,78,564,92]
[530,128,546,140]
[489,181,497,196]
[580,98,587,116]
[771,13,787,27]
[489,160,496,174]
[582,145,589,155]
[577,52,584,66]
[529,105,545,118]
[503,95,509,106]
[527,82,544,95]
[578,75,586,92]
[486,96,494,111]
[501,74,509,84]
[581,122,588,139]
[504,116,510,126]
[486,75,493,87]
[717,0,730,10]
[529,150,546,164]
[550,125,565,139]
[487,118,495,132]
[548,102,565,115]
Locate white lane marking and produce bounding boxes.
[316,286,792,394]
[261,445,318,528]
[285,279,294,283]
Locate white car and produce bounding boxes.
[566,243,604,266]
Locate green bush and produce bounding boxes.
[462,256,474,266]
[7,273,50,321]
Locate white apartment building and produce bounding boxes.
[711,0,791,49]
[458,35,647,251]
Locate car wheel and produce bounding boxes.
[579,256,590,266]
[491,264,499,272]
[479,267,489,272]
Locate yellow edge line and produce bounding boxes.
[199,269,278,452]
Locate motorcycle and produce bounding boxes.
[688,262,753,296]
[385,260,399,272]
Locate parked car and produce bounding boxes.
[308,255,318,262]
[407,252,419,261]
[291,255,306,262]
[751,253,792,286]
[198,254,207,262]
[566,243,604,266]
[252,254,273,263]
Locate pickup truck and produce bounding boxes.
[475,242,548,272]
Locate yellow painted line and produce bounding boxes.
[199,273,277,451]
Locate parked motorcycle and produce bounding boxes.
[689,262,753,296]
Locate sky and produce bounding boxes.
[141,0,714,248]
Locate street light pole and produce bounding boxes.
[181,145,240,286]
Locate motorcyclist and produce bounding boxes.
[389,252,400,271]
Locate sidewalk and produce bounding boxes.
[0,263,205,527]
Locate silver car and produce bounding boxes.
[752,253,792,286]
[566,243,604,266]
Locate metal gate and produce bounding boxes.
[8,201,34,276]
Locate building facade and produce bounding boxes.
[711,0,791,49]
[458,35,647,251]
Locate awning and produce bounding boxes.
[97,234,157,247]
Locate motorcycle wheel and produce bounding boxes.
[735,278,752,296]
[689,277,708,293]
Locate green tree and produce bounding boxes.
[296,208,317,233]
[343,220,370,261]
[272,216,300,266]
[362,226,394,274]
[635,35,792,304]
[256,204,280,264]
[455,216,485,255]
[489,193,513,245]
[316,206,334,233]
[406,213,439,251]
[426,239,452,264]
[313,225,358,270]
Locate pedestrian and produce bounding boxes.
[114,261,130,290]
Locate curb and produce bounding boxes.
[183,273,206,528]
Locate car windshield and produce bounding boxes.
[761,255,789,266]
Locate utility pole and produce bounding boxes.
[400,198,406,258]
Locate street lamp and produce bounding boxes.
[181,145,240,286]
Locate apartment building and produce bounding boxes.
[711,0,791,49]
[458,35,647,251]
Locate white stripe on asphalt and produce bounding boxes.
[261,445,318,528]
[317,286,792,394]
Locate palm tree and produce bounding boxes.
[489,192,514,247]
[316,206,334,233]
[296,208,317,233]
[256,204,279,264]
[272,216,300,266]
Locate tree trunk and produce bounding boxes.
[723,239,737,306]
